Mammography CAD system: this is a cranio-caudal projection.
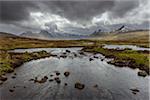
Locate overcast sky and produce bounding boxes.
[0,0,149,34]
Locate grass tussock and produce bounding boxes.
[0,50,51,76]
[83,46,149,74]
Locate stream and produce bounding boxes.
[0,47,149,100]
[103,44,150,51]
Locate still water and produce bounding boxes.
[1,48,149,100]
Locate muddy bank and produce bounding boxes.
[0,50,51,79]
[82,46,149,76]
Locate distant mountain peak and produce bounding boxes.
[20,30,87,39]
[39,30,49,34]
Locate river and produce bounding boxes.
[0,47,149,100]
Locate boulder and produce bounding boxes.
[55,71,60,76]
[50,74,54,77]
[64,71,70,77]
[60,55,67,58]
[9,89,14,92]
[66,50,71,53]
[34,76,48,83]
[54,77,61,84]
[0,75,7,81]
[44,76,48,79]
[138,71,147,77]
[89,58,94,61]
[75,82,85,90]
[130,88,140,95]
[49,79,54,82]
[64,83,68,86]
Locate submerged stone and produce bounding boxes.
[93,84,98,88]
[0,81,3,85]
[64,83,68,86]
[130,88,140,95]
[9,89,14,92]
[49,79,54,82]
[11,76,16,79]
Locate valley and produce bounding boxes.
[0,30,149,100]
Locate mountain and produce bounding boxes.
[90,23,149,37]
[0,32,18,38]
[20,30,88,39]
[20,31,41,38]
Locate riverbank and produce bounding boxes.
[0,50,51,78]
[82,46,149,76]
[0,36,94,50]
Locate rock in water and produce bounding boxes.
[138,71,147,77]
[66,50,71,53]
[0,75,7,81]
[75,82,85,90]
[55,71,60,76]
[9,89,14,92]
[34,76,48,83]
[50,74,53,77]
[54,77,61,84]
[64,83,68,86]
[11,76,16,79]
[130,88,140,95]
[89,58,94,61]
[49,79,54,82]
[93,84,98,88]
[64,71,70,77]
[44,76,48,79]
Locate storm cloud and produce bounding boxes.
[0,0,149,34]
[0,1,39,22]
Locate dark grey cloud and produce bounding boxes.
[0,0,149,34]
[109,0,139,18]
[0,1,141,24]
[41,1,115,24]
[0,1,39,23]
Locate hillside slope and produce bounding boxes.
[90,30,149,47]
[96,31,149,41]
[0,32,18,38]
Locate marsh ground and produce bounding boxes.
[0,30,149,77]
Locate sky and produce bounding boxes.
[0,0,149,35]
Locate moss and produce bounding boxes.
[83,46,149,74]
[0,50,51,76]
[0,64,14,75]
[0,51,14,75]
